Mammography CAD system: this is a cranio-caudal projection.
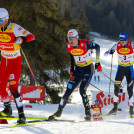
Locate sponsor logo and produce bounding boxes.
[77,61,86,64]
[120,35,125,37]
[71,49,84,55]
[119,48,130,54]
[9,74,14,80]
[0,45,14,50]
[83,55,87,58]
[18,27,22,31]
[121,60,130,63]
[93,108,100,111]
[128,56,132,58]
[9,81,16,85]
[9,74,15,80]
[6,86,44,101]
[68,32,73,36]
[95,92,125,108]
[2,52,19,57]
[0,34,11,42]
[23,30,27,35]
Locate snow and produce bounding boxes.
[0,35,133,134]
[0,103,134,134]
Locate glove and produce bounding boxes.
[15,37,23,44]
[109,49,115,55]
[95,63,102,72]
[120,88,123,93]
[70,68,74,76]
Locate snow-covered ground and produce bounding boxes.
[0,103,134,134]
[0,36,133,134]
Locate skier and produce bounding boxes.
[48,29,102,121]
[0,8,35,124]
[104,32,134,117]
[91,99,103,121]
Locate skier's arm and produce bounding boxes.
[87,41,102,72]
[104,44,117,56]
[70,54,75,75]
[13,24,35,44]
[86,41,100,63]
[131,42,134,51]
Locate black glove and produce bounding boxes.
[95,62,100,70]
[109,49,115,54]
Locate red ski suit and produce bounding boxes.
[0,22,35,101]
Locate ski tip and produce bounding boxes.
[0,124,34,129]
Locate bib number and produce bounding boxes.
[123,55,126,60]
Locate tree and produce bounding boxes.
[0,0,93,103]
[77,10,92,39]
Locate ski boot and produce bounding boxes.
[17,114,26,124]
[48,106,63,121]
[129,106,133,118]
[0,101,12,117]
[84,107,91,121]
[107,102,117,115]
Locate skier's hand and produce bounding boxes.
[15,37,23,45]
[109,49,115,55]
[95,63,102,72]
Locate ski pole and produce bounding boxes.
[100,71,122,89]
[128,78,134,87]
[90,83,104,92]
[108,54,113,96]
[20,48,42,92]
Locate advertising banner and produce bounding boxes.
[6,86,45,101]
[91,91,129,109]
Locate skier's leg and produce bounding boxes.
[10,84,26,124]
[79,64,93,120]
[9,60,26,124]
[48,68,82,120]
[0,65,12,117]
[108,66,124,115]
[60,75,81,107]
[126,65,134,117]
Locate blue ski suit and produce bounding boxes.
[59,39,100,108]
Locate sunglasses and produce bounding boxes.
[68,37,76,41]
[0,18,5,23]
[119,40,127,43]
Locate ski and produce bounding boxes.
[0,124,34,129]
[0,116,17,120]
[101,114,125,118]
[0,119,74,129]
[26,117,48,120]
[78,114,126,123]
[0,116,48,120]
[27,119,75,123]
[0,114,126,121]
[0,116,75,122]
